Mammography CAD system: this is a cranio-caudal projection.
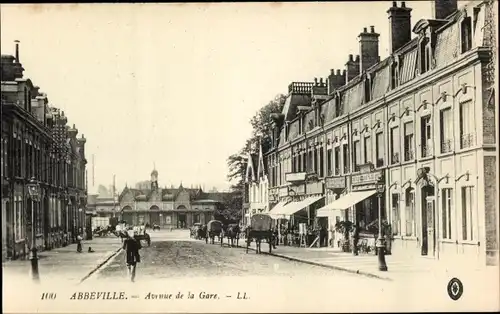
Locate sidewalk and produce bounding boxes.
[245,243,499,282]
[2,236,123,285]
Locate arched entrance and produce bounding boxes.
[149,205,160,226]
[420,184,436,256]
[121,206,133,225]
[177,205,187,229]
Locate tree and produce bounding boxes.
[97,185,109,197]
[226,94,286,193]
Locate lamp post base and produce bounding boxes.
[376,237,388,272]
[29,248,40,282]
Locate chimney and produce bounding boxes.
[345,54,360,83]
[14,40,20,62]
[358,26,380,73]
[327,69,346,94]
[431,0,457,20]
[388,2,412,53]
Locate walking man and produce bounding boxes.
[123,230,142,282]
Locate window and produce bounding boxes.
[334,147,340,175]
[364,136,372,163]
[313,147,318,174]
[375,132,384,167]
[461,17,472,53]
[14,197,24,241]
[391,62,399,89]
[442,188,453,240]
[297,154,302,172]
[390,127,400,164]
[327,148,332,176]
[307,151,313,173]
[403,122,414,161]
[420,39,430,74]
[440,108,453,153]
[353,140,360,171]
[364,78,371,103]
[392,194,400,236]
[461,186,474,241]
[335,97,343,117]
[459,100,474,148]
[405,188,415,236]
[342,144,349,173]
[421,116,432,157]
[194,214,200,224]
[319,147,324,177]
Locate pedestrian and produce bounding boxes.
[123,230,142,282]
[76,233,83,253]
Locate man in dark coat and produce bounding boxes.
[123,230,142,282]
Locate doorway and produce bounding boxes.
[178,213,187,229]
[421,185,436,256]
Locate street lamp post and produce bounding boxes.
[375,182,388,271]
[27,177,41,282]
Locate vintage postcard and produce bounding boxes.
[1,1,499,313]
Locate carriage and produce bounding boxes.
[205,220,223,245]
[246,214,274,254]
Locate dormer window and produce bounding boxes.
[391,60,399,89]
[419,38,431,74]
[461,16,472,53]
[334,95,342,117]
[364,76,371,103]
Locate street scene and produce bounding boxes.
[1,1,499,313]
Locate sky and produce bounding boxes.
[1,2,443,193]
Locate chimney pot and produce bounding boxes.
[349,54,353,61]
[363,27,368,33]
[355,55,360,62]
[14,40,20,62]
[432,0,458,20]
[336,69,341,75]
[73,124,76,128]
[370,26,375,33]
[401,1,406,7]
[314,78,318,84]
[392,1,397,7]
[320,78,323,84]
[388,1,412,53]
[330,69,334,74]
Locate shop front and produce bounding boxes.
[317,176,347,247]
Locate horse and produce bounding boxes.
[197,225,207,240]
[222,224,241,248]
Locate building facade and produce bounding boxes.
[266,0,498,267]
[118,169,228,228]
[1,43,88,261]
[242,142,269,226]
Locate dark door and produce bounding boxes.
[178,213,186,228]
[420,186,435,256]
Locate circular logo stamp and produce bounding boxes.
[447,277,464,301]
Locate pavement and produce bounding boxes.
[2,235,123,285]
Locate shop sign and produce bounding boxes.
[286,172,306,183]
[351,170,383,185]
[279,187,289,197]
[306,181,323,194]
[326,177,346,190]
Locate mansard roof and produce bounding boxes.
[119,185,226,203]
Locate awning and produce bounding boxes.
[269,200,291,219]
[316,190,376,217]
[280,196,324,217]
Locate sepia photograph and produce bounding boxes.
[1,1,499,313]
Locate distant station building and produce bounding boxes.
[118,169,230,228]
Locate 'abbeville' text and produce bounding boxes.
[70,292,127,300]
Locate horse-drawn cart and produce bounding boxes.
[205,220,223,244]
[246,214,274,254]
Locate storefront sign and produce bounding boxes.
[286,172,306,183]
[306,181,323,194]
[279,187,289,197]
[326,177,346,190]
[351,170,383,185]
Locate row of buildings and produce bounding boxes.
[244,0,498,267]
[1,42,88,261]
[87,169,238,229]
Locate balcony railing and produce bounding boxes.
[421,145,433,158]
[460,133,475,149]
[404,149,414,162]
[441,140,453,153]
[391,153,400,164]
